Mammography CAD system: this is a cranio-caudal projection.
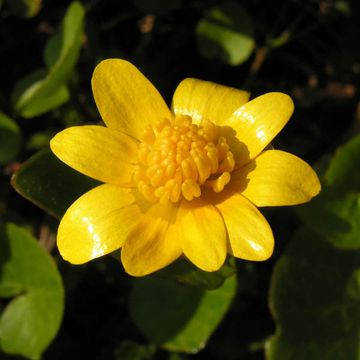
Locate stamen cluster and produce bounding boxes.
[134,115,235,203]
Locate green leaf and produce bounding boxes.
[7,0,42,18]
[130,274,237,353]
[196,2,255,66]
[15,76,70,118]
[43,2,84,68]
[154,257,236,290]
[0,222,64,359]
[13,2,84,118]
[0,112,21,164]
[267,228,360,360]
[297,134,360,249]
[11,148,100,219]
[325,134,360,191]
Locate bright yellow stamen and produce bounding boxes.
[135,115,235,203]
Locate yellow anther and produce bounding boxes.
[218,152,235,173]
[170,183,181,202]
[142,183,158,202]
[150,168,164,186]
[206,149,219,173]
[217,137,229,160]
[165,162,176,178]
[182,179,201,201]
[138,145,149,165]
[193,155,211,184]
[206,172,231,192]
[134,115,235,203]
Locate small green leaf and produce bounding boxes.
[13,67,70,117]
[130,274,237,353]
[297,134,360,249]
[43,2,84,69]
[196,2,255,66]
[6,0,42,18]
[0,222,64,359]
[11,148,100,219]
[0,112,21,164]
[155,257,236,290]
[13,2,84,118]
[267,228,360,360]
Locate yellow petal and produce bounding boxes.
[231,150,321,206]
[57,184,141,264]
[177,198,227,272]
[172,78,250,125]
[92,59,173,139]
[226,92,294,167]
[50,125,138,185]
[121,202,182,276]
[206,190,273,261]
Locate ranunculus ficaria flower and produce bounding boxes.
[50,59,321,276]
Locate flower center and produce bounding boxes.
[134,115,235,203]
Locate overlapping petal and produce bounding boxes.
[225,92,294,167]
[231,150,321,206]
[177,198,227,272]
[50,125,138,185]
[207,190,274,260]
[92,59,173,140]
[57,184,142,264]
[172,78,250,125]
[121,202,182,276]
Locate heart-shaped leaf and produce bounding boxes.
[0,222,64,359]
[130,274,237,353]
[267,228,360,360]
[11,148,100,219]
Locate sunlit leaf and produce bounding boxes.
[0,222,64,359]
[267,228,360,360]
[130,274,237,353]
[297,134,360,249]
[13,2,84,118]
[0,112,21,164]
[11,148,100,219]
[196,2,255,66]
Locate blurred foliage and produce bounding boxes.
[0,0,359,359]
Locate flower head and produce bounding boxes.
[50,59,321,276]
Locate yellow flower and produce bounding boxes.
[50,59,321,276]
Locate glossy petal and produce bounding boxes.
[121,202,182,276]
[172,78,250,125]
[177,198,227,272]
[57,184,142,264]
[226,92,294,167]
[207,190,273,260]
[231,150,321,206]
[92,59,173,139]
[50,125,138,185]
